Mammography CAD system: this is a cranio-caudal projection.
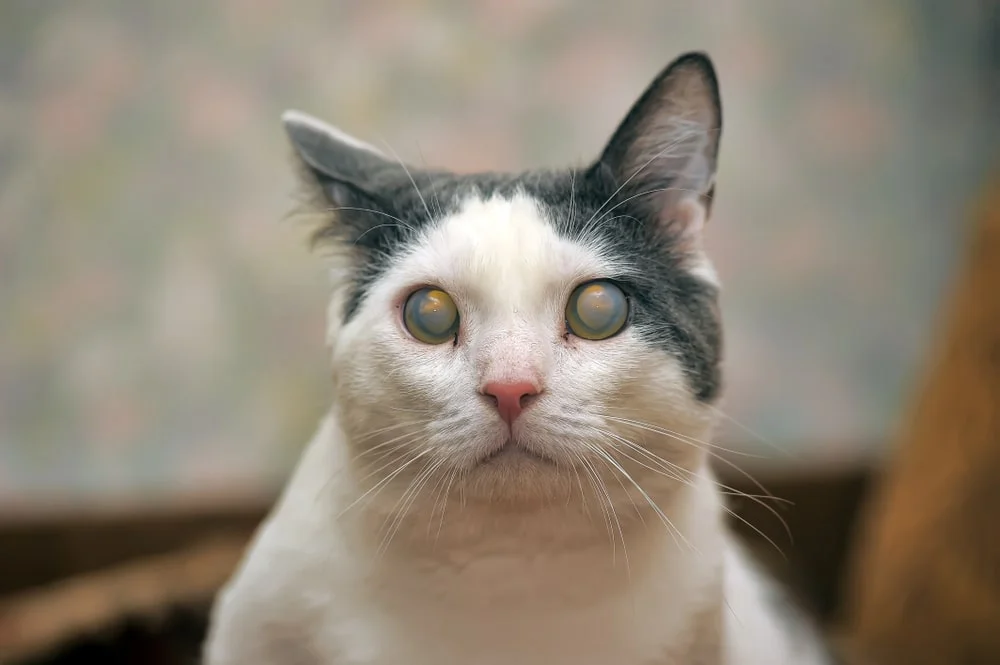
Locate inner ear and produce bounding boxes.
[596,52,722,242]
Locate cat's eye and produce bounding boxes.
[403,287,460,344]
[566,280,629,341]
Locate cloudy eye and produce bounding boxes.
[403,287,460,344]
[566,280,629,341]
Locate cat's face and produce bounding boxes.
[287,53,723,511]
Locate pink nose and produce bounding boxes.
[482,381,539,425]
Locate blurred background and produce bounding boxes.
[0,2,997,662]
[2,0,995,516]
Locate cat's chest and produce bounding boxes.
[313,554,722,665]
[318,600,717,665]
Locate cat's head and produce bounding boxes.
[285,53,723,515]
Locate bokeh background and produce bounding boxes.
[1,1,996,516]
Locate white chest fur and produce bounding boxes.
[315,514,723,665]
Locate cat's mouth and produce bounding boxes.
[478,440,556,466]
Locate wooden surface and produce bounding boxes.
[0,537,246,664]
[843,173,1000,664]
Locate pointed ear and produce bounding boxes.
[281,110,404,248]
[596,52,721,243]
[281,110,393,201]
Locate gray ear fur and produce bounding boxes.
[281,110,393,194]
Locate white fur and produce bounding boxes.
[204,193,827,665]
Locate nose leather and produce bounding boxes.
[482,381,539,424]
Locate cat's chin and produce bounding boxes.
[451,439,575,507]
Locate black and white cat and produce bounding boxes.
[204,52,831,665]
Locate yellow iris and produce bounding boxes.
[566,281,629,340]
[403,288,460,344]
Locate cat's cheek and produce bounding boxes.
[331,317,402,393]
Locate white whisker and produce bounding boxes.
[605,414,761,458]
[585,448,634,579]
[582,441,695,555]
[431,467,458,545]
[597,420,793,543]
[578,453,618,563]
[377,137,434,223]
[706,404,792,458]
[414,143,445,218]
[566,451,592,516]
[378,456,445,555]
[353,419,431,444]
[318,205,417,234]
[336,449,430,519]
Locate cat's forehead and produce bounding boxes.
[398,192,618,307]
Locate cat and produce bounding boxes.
[203,52,832,665]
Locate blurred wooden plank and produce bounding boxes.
[843,172,1000,664]
[0,536,247,664]
[0,487,278,528]
[0,507,265,597]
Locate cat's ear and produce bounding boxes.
[282,110,393,203]
[283,110,414,252]
[596,52,721,243]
